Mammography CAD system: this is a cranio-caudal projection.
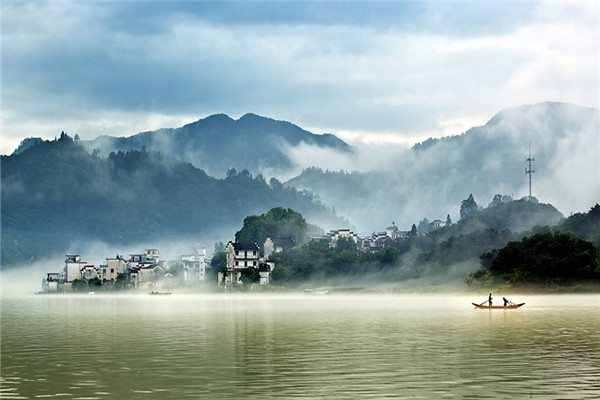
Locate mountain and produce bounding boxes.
[82,113,351,177]
[1,134,346,268]
[286,102,599,232]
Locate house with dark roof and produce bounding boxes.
[221,241,260,285]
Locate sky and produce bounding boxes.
[2,0,599,155]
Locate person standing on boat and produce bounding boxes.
[488,293,493,306]
[503,297,508,306]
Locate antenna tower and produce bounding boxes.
[525,147,535,199]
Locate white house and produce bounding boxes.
[324,229,359,248]
[178,249,207,281]
[219,242,260,285]
[65,254,87,282]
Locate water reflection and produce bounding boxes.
[1,294,599,399]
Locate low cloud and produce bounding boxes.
[3,2,598,155]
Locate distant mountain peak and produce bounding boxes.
[83,112,351,177]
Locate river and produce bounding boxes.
[1,293,599,399]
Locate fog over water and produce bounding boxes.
[1,293,599,399]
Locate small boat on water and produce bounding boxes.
[472,302,525,309]
[149,291,172,296]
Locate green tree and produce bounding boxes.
[240,267,260,284]
[490,232,600,282]
[417,218,430,234]
[88,277,103,290]
[114,273,129,290]
[235,207,311,246]
[209,251,227,282]
[213,241,225,254]
[460,194,479,220]
[71,279,88,292]
[409,224,418,237]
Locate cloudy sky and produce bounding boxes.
[2,0,599,155]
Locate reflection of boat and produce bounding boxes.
[472,303,524,309]
[149,291,172,295]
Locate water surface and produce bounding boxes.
[2,294,599,399]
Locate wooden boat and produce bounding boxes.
[149,291,172,295]
[472,302,525,309]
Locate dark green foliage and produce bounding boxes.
[114,273,129,290]
[209,251,227,280]
[88,277,103,290]
[1,135,342,267]
[240,267,260,284]
[490,232,600,282]
[460,194,479,220]
[379,246,401,265]
[234,207,323,246]
[71,279,88,292]
[560,204,600,246]
[268,199,599,287]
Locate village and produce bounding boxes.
[41,221,449,292]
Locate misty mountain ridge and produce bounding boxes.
[80,113,351,177]
[1,134,346,267]
[286,102,599,231]
[8,101,597,233]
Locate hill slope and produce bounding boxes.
[286,102,599,231]
[1,134,345,267]
[81,113,351,177]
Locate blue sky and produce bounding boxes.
[2,1,599,154]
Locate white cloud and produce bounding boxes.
[1,1,598,155]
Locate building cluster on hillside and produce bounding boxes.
[43,219,448,291]
[43,248,207,292]
[219,236,296,286]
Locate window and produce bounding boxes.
[111,269,114,273]
[253,251,256,256]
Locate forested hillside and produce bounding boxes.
[1,134,345,267]
[286,102,599,231]
[79,113,351,177]
[214,200,600,289]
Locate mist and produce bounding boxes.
[283,102,599,232]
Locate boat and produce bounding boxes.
[149,291,172,295]
[472,302,525,309]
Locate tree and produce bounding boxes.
[213,241,225,254]
[490,232,600,282]
[460,194,479,219]
[240,267,259,284]
[409,224,418,236]
[226,168,237,178]
[88,277,102,290]
[380,246,401,265]
[209,251,227,281]
[446,214,452,226]
[417,218,430,235]
[114,273,129,290]
[235,207,310,246]
[269,177,283,190]
[71,279,88,292]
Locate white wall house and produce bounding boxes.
[65,255,87,282]
[324,229,359,248]
[220,242,260,285]
[100,256,127,281]
[179,249,207,281]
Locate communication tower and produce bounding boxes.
[525,149,535,199]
